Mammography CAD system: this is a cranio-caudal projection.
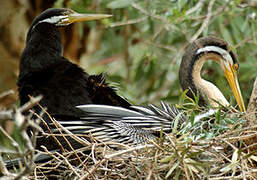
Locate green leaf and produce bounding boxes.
[178,89,188,106]
[165,161,179,179]
[172,113,183,133]
[160,155,173,163]
[215,108,221,124]
[190,111,195,126]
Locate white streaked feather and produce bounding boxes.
[84,127,108,132]
[49,103,186,144]
[130,106,156,115]
[161,101,169,112]
[121,117,169,123]
[77,104,144,117]
[64,126,89,130]
[90,131,109,136]
[148,104,171,119]
[93,136,111,141]
[55,121,89,125]
[122,116,154,120]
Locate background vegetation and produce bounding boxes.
[0,0,256,110]
[61,0,257,107]
[0,0,257,179]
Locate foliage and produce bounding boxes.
[1,0,257,179]
[53,0,257,107]
[1,97,257,179]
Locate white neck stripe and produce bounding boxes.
[38,15,68,24]
[196,46,233,64]
[32,15,69,31]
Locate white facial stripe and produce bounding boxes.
[38,15,69,25]
[196,46,233,70]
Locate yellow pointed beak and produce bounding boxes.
[69,12,112,23]
[224,64,246,112]
[61,12,112,25]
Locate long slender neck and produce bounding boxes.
[191,54,229,107]
[19,23,63,78]
[179,37,238,108]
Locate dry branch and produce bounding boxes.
[247,77,257,123]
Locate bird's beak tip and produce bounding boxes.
[224,66,246,112]
[103,14,113,18]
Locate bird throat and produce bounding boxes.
[27,23,63,55]
[192,54,230,108]
[19,23,64,83]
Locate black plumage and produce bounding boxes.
[17,8,130,150]
[18,8,130,118]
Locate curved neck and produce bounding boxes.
[191,53,229,107]
[179,37,238,109]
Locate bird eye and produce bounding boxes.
[233,63,239,72]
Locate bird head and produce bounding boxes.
[30,8,112,29]
[194,37,246,112]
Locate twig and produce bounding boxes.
[190,0,216,42]
[0,90,14,99]
[0,153,9,176]
[0,110,13,120]
[91,143,97,164]
[209,174,251,179]
[186,0,205,15]
[0,126,21,155]
[223,132,257,141]
[55,152,80,177]
[105,144,153,159]
[246,77,257,123]
[48,117,91,146]
[146,164,153,180]
[132,3,168,23]
[19,96,42,113]
[36,102,88,158]
[79,159,106,180]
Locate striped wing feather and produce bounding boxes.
[51,102,185,144]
